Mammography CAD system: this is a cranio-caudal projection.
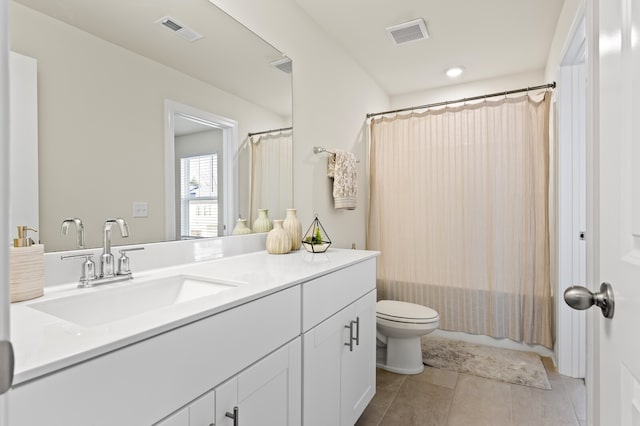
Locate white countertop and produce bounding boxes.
[10,248,378,386]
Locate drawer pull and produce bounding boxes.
[354,316,360,346]
[344,320,357,352]
[225,406,239,426]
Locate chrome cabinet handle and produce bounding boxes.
[354,316,360,346]
[564,282,615,319]
[225,406,239,426]
[344,322,354,351]
[344,319,358,352]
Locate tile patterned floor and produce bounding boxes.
[356,358,586,426]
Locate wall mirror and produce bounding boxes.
[9,0,293,252]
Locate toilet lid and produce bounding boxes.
[376,300,439,323]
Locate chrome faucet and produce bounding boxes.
[62,218,144,288]
[61,217,85,249]
[100,218,129,278]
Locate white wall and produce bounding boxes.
[390,70,546,109]
[211,0,390,250]
[9,3,287,251]
[545,0,585,83]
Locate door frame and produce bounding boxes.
[163,100,238,240]
[0,0,11,422]
[585,0,599,421]
[556,15,587,378]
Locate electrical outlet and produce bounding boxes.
[133,202,148,218]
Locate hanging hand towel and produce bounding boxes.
[327,149,358,210]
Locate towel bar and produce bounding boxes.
[313,146,359,162]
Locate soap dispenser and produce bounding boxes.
[9,226,44,302]
[13,225,37,247]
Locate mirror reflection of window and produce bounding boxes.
[180,154,218,238]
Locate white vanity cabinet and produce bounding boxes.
[154,390,214,426]
[214,338,301,426]
[302,259,377,426]
[155,406,190,426]
[157,337,301,426]
[10,250,379,426]
[10,286,301,425]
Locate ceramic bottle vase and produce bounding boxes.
[266,220,291,254]
[231,218,252,235]
[252,209,272,233]
[282,208,302,250]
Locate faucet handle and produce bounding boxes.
[117,247,144,276]
[61,253,97,286]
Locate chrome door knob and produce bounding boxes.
[564,282,615,319]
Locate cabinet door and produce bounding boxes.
[215,377,238,426]
[155,407,189,426]
[341,290,376,426]
[154,390,214,426]
[216,338,301,426]
[302,310,344,426]
[189,390,215,426]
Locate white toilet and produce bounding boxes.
[376,300,439,374]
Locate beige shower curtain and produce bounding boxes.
[249,131,293,224]
[367,93,552,348]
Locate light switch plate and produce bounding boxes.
[133,202,148,218]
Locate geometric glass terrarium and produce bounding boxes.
[302,214,331,253]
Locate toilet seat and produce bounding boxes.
[376,300,439,324]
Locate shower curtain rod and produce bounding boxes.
[366,82,556,119]
[247,126,293,137]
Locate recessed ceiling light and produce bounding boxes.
[445,66,465,78]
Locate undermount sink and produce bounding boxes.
[29,275,242,327]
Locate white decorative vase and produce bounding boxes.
[266,220,291,254]
[282,208,302,250]
[231,218,252,235]
[253,209,272,233]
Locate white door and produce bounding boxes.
[302,310,343,426]
[340,290,376,426]
[585,0,640,423]
[236,338,300,425]
[216,339,301,425]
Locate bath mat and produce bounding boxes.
[421,336,551,390]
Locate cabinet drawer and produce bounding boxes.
[302,258,375,332]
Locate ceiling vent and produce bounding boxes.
[386,18,429,45]
[156,16,203,42]
[270,57,292,74]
